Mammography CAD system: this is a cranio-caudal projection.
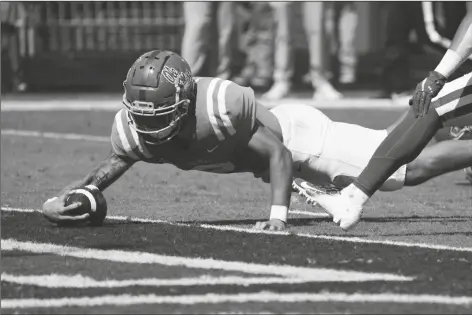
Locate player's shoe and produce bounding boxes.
[292,177,363,230]
[262,81,291,101]
[314,193,363,231]
[312,83,343,101]
[292,178,341,208]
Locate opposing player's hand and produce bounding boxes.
[409,71,447,118]
[42,192,89,224]
[254,219,286,231]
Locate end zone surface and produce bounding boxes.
[1,97,471,314]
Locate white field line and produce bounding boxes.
[1,129,109,142]
[1,239,411,282]
[0,271,397,288]
[2,206,472,252]
[0,98,409,112]
[289,210,329,218]
[2,291,471,309]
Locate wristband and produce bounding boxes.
[269,205,288,223]
[435,49,463,78]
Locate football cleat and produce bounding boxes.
[313,192,363,231]
[292,178,341,207]
[449,125,472,140]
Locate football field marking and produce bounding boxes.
[0,270,407,289]
[2,291,471,309]
[1,239,412,282]
[0,97,409,112]
[0,273,399,288]
[1,129,109,142]
[2,207,472,252]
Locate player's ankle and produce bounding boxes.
[342,183,369,206]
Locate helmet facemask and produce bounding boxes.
[123,81,191,145]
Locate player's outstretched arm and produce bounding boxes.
[42,152,134,223]
[248,122,293,231]
[57,151,134,195]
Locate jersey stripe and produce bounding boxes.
[217,80,237,136]
[115,110,141,161]
[118,110,149,160]
[436,94,472,117]
[206,78,225,141]
[129,123,153,160]
[435,73,472,117]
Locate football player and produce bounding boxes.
[261,103,472,194]
[42,50,472,233]
[311,12,472,231]
[43,50,294,230]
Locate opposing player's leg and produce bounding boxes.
[313,72,472,230]
[405,140,472,186]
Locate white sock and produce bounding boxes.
[341,184,369,206]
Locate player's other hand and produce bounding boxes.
[254,219,286,231]
[409,71,446,118]
[42,192,89,224]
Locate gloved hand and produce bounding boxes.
[409,71,447,118]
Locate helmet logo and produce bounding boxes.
[162,66,192,87]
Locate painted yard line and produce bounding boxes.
[0,206,327,221]
[1,129,109,142]
[0,98,408,112]
[0,271,394,288]
[2,206,472,252]
[1,239,411,282]
[289,210,329,218]
[2,291,471,309]
[198,224,472,252]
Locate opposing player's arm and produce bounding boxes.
[410,13,472,117]
[435,12,472,78]
[247,120,293,225]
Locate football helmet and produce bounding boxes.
[123,50,196,145]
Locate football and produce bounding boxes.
[65,185,108,226]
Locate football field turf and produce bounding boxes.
[1,98,471,314]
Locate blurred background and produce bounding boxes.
[2,1,472,100]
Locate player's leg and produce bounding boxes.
[405,140,472,186]
[181,2,212,76]
[355,72,472,196]
[216,2,235,80]
[313,72,472,230]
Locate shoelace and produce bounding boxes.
[450,125,472,140]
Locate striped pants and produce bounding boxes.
[432,72,472,126]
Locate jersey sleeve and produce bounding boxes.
[110,109,151,162]
[212,81,257,141]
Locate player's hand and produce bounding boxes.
[254,219,286,231]
[409,71,447,118]
[42,192,89,224]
